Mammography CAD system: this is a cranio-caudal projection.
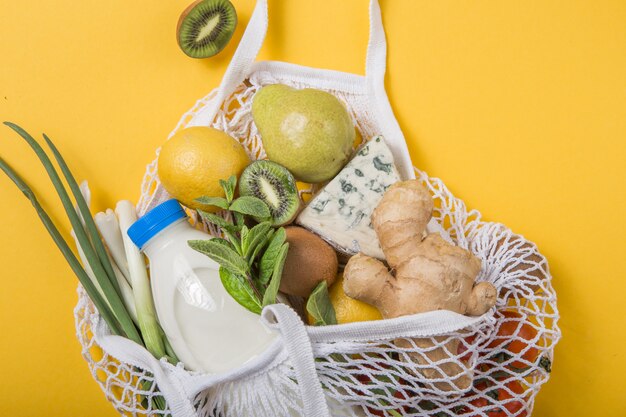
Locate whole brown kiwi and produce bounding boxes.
[280,227,338,297]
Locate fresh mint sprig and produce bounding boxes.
[188,175,289,314]
[306,281,337,326]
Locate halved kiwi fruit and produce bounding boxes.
[239,160,301,226]
[177,0,237,58]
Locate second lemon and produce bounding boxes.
[308,275,383,325]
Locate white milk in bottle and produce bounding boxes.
[127,199,275,373]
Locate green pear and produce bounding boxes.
[252,84,355,183]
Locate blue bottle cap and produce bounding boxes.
[127,199,187,249]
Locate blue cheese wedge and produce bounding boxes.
[296,136,401,260]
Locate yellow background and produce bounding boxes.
[1,0,625,416]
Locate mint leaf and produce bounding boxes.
[222,228,242,255]
[233,211,245,227]
[188,239,248,277]
[242,221,272,258]
[306,281,337,326]
[258,227,286,285]
[229,196,271,219]
[197,210,238,232]
[249,228,274,267]
[220,175,237,203]
[240,225,249,248]
[209,237,235,250]
[194,196,229,210]
[219,268,262,314]
[262,242,289,306]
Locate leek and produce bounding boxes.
[115,201,166,359]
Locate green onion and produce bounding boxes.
[70,229,111,309]
[95,209,132,285]
[42,133,121,293]
[3,122,141,344]
[116,200,166,359]
[110,258,139,324]
[2,123,171,413]
[0,156,123,335]
[76,185,138,324]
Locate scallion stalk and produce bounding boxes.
[42,133,121,294]
[2,123,171,414]
[115,201,166,359]
[70,229,110,307]
[0,157,123,336]
[72,227,138,323]
[110,257,139,324]
[75,184,138,324]
[3,122,142,345]
[95,209,131,285]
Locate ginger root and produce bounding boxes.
[344,180,497,391]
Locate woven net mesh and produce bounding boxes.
[75,73,560,417]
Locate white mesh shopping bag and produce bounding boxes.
[74,1,561,415]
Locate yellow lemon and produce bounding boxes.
[307,274,383,325]
[157,127,250,210]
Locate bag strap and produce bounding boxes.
[93,318,198,417]
[307,308,494,343]
[261,304,332,417]
[199,0,269,123]
[365,0,416,182]
[196,0,447,236]
[199,0,390,125]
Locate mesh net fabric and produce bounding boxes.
[74,75,560,417]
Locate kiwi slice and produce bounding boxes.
[177,0,237,58]
[239,160,301,226]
